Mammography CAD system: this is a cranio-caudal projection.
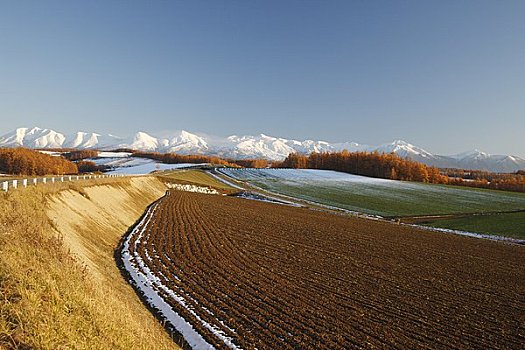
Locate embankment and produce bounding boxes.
[0,176,179,349]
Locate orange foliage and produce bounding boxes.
[132,152,239,167]
[446,172,525,192]
[63,150,99,161]
[0,148,78,175]
[230,159,269,168]
[275,151,525,192]
[275,151,448,184]
[76,160,110,173]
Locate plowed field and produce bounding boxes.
[125,190,524,350]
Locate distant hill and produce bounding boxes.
[1,126,523,172]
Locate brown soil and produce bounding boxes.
[128,190,524,350]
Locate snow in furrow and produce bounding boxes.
[122,198,244,350]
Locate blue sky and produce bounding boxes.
[0,0,524,156]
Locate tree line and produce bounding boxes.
[274,151,448,183]
[132,151,238,167]
[132,151,271,168]
[274,151,525,193]
[230,159,269,168]
[0,148,78,175]
[441,168,525,192]
[63,150,99,161]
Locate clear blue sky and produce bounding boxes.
[1,0,524,156]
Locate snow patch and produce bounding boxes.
[121,199,244,350]
[406,224,525,245]
[166,183,219,195]
[107,161,204,175]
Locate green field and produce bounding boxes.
[423,212,525,240]
[220,168,525,239]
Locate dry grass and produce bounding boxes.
[157,170,235,192]
[0,177,179,349]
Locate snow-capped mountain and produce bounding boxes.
[374,140,436,160]
[126,131,160,151]
[445,150,525,173]
[64,131,123,149]
[0,127,66,148]
[122,130,210,154]
[164,130,209,154]
[0,127,122,150]
[0,127,523,172]
[216,134,334,160]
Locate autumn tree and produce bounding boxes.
[63,150,99,161]
[0,148,78,175]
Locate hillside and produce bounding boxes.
[0,177,179,349]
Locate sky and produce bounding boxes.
[0,0,524,157]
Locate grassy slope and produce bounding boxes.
[224,169,525,238]
[423,212,525,240]
[0,178,179,349]
[158,170,235,191]
[247,180,525,216]
[275,184,525,238]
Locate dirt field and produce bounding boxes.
[127,190,524,350]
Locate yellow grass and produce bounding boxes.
[0,177,179,349]
[157,169,235,191]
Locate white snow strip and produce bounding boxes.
[97,151,133,158]
[122,203,215,350]
[108,161,203,175]
[233,191,302,207]
[166,183,219,195]
[405,224,525,245]
[37,150,63,156]
[122,199,244,350]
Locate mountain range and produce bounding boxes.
[0,127,523,173]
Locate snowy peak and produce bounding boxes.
[444,149,525,173]
[128,132,159,151]
[165,130,208,153]
[0,127,122,150]
[0,127,65,148]
[375,140,435,159]
[0,126,523,172]
[451,149,490,160]
[66,132,92,148]
[215,133,335,160]
[64,132,122,149]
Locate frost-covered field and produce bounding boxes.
[219,168,525,217]
[106,160,202,175]
[86,152,206,175]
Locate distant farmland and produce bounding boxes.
[219,168,525,238]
